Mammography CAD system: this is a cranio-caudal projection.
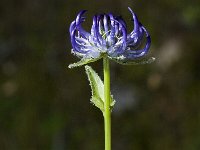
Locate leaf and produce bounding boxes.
[110,57,156,65]
[110,95,116,111]
[90,96,104,112]
[85,65,115,112]
[68,57,101,69]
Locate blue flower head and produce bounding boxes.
[69,7,154,68]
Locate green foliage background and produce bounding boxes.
[0,0,200,149]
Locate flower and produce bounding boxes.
[69,7,154,68]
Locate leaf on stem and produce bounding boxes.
[68,57,101,69]
[85,65,115,112]
[110,57,156,65]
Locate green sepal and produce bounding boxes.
[85,65,115,112]
[68,57,102,69]
[110,56,155,65]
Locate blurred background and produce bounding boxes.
[0,0,200,149]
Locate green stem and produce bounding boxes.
[103,57,111,150]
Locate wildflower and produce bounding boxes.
[69,7,154,68]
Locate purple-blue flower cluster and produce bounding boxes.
[69,7,152,66]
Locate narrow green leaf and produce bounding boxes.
[85,65,104,112]
[110,95,116,111]
[85,65,115,112]
[85,65,104,100]
[110,57,156,65]
[90,96,104,112]
[68,57,101,69]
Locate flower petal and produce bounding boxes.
[123,26,151,59]
[75,10,91,38]
[71,29,89,54]
[128,7,140,35]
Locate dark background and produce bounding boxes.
[0,0,200,150]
